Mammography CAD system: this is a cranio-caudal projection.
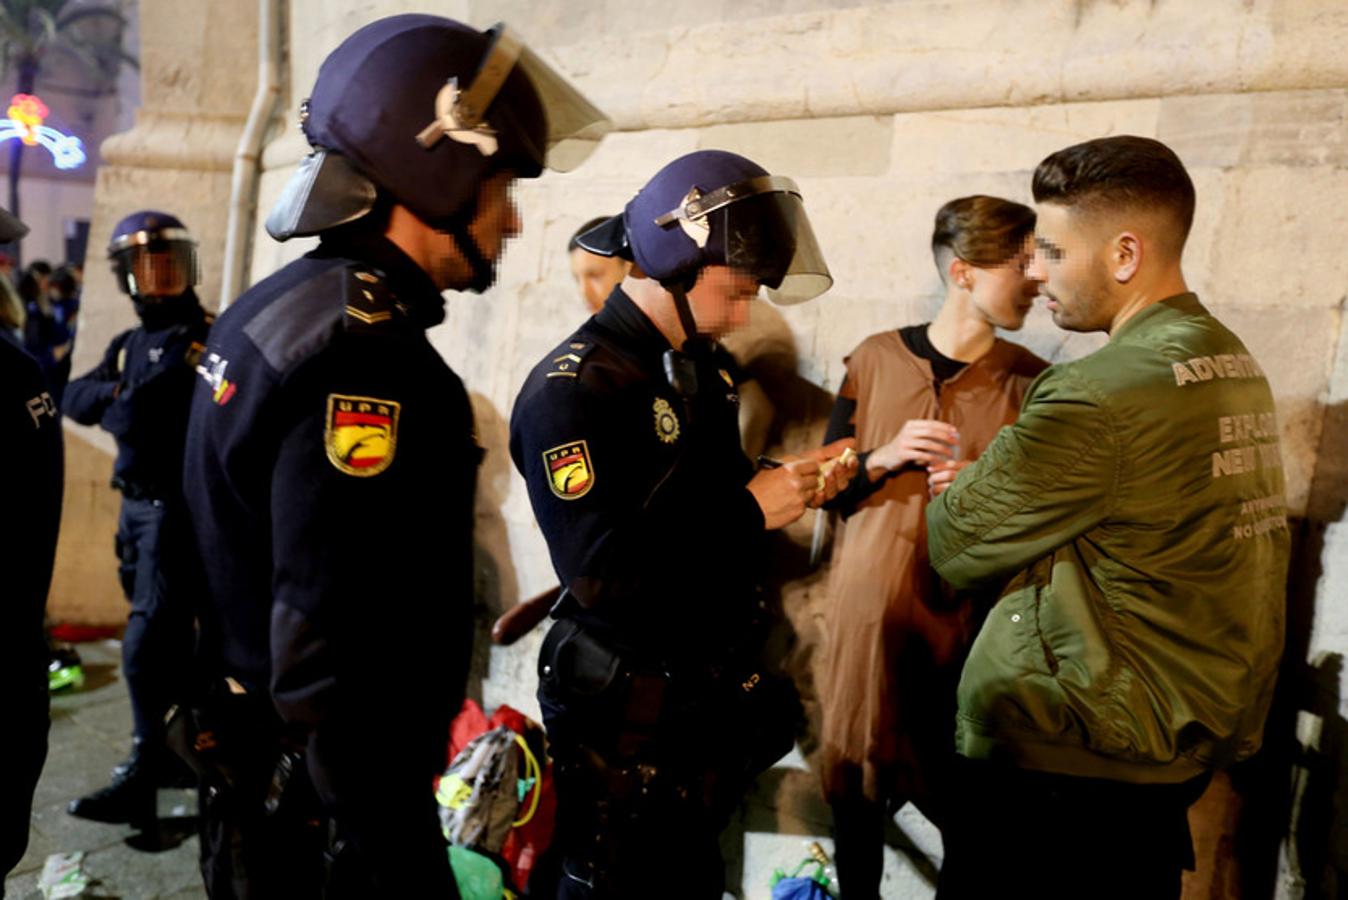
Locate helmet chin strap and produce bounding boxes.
[666,274,712,355]
[446,218,496,294]
[660,274,717,399]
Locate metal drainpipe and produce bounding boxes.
[219,0,282,312]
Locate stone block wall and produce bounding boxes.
[73,1,1348,896]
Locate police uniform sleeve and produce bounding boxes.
[926,364,1119,589]
[99,325,203,440]
[512,368,764,609]
[63,330,130,425]
[266,333,458,889]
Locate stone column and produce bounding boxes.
[52,0,259,626]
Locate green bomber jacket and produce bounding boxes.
[927,293,1288,784]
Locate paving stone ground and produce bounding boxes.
[4,641,204,900]
[4,641,942,899]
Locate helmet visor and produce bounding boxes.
[121,243,195,297]
[657,176,832,304]
[513,41,611,172]
[110,228,198,297]
[417,24,612,174]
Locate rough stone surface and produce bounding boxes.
[47,431,124,628]
[1159,89,1348,170]
[504,0,1348,130]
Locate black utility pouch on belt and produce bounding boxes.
[540,614,801,776]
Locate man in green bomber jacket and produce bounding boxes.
[925,136,1288,900]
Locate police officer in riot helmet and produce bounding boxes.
[511,150,857,898]
[64,211,208,830]
[181,15,610,897]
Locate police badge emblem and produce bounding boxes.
[543,440,593,499]
[653,397,680,444]
[325,394,400,477]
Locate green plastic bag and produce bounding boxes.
[449,845,506,900]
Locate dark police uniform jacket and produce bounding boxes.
[64,293,210,499]
[0,335,61,875]
[181,233,475,889]
[509,287,766,659]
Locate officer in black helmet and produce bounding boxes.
[64,211,209,830]
[181,14,609,898]
[0,206,64,889]
[510,150,858,898]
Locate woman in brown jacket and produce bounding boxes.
[818,196,1049,897]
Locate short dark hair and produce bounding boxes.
[931,195,1036,272]
[1032,136,1195,247]
[568,216,612,253]
[50,266,79,296]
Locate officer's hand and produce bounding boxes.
[927,459,973,498]
[804,438,859,507]
[867,419,958,476]
[749,458,820,530]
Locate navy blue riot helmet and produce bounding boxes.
[576,150,832,307]
[266,14,611,292]
[107,210,199,300]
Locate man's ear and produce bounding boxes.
[1112,231,1142,283]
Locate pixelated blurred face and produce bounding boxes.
[429,170,521,290]
[470,170,522,265]
[128,248,190,298]
[687,265,758,338]
[969,236,1039,331]
[1028,202,1113,332]
[569,248,628,315]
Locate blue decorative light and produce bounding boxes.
[1,94,86,170]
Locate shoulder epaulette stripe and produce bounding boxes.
[346,306,394,325]
[543,338,594,379]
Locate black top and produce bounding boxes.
[64,292,211,499]
[182,232,469,892]
[823,323,967,513]
[509,287,766,657]
[0,337,63,709]
[900,323,965,381]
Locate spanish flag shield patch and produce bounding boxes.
[326,394,401,477]
[543,440,594,500]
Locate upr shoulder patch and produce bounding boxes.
[326,393,400,476]
[543,440,594,499]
